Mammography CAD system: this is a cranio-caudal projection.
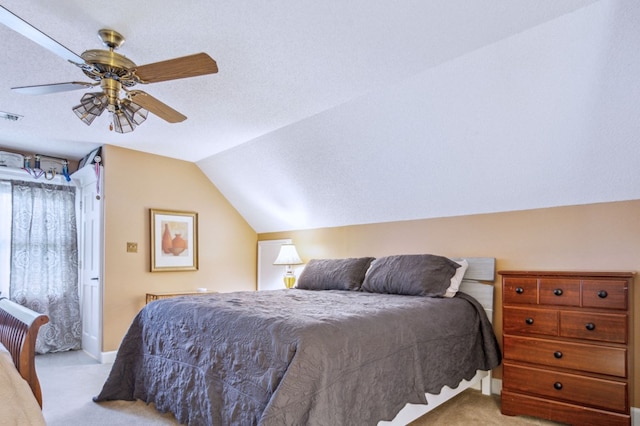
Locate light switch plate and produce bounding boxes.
[126,242,138,253]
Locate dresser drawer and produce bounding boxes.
[560,311,627,343]
[503,362,628,413]
[539,278,580,306]
[503,335,627,377]
[582,280,628,310]
[504,307,558,336]
[501,390,631,426]
[503,278,537,304]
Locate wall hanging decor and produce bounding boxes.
[150,209,198,272]
[77,147,102,170]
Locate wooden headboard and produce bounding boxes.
[0,298,49,407]
[454,257,496,323]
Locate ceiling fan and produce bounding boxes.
[0,6,218,133]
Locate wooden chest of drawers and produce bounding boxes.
[499,271,634,426]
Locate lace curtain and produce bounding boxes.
[10,180,82,353]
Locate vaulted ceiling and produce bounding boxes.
[1,1,638,232]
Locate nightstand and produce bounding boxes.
[146,290,216,304]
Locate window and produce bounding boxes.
[0,176,82,353]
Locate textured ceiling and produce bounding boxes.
[0,0,601,160]
[1,1,638,233]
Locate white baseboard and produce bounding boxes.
[100,350,117,364]
[491,378,502,395]
[470,377,502,395]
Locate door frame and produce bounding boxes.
[72,165,104,361]
[257,239,292,291]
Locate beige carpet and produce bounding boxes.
[37,350,180,426]
[408,388,564,426]
[36,350,564,425]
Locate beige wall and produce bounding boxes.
[101,145,257,351]
[260,200,640,406]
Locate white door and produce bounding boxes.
[257,239,292,291]
[73,165,103,361]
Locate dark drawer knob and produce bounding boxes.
[585,322,596,331]
[525,318,534,325]
[515,287,524,294]
[553,382,563,390]
[598,290,608,298]
[554,351,563,359]
[553,288,563,296]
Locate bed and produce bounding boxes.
[95,255,501,425]
[0,297,48,425]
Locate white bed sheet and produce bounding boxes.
[0,344,45,426]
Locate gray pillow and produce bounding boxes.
[361,254,459,297]
[297,257,375,291]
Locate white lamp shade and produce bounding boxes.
[273,244,302,265]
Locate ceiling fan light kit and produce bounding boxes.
[72,92,107,126]
[70,77,150,133]
[121,100,149,126]
[0,6,218,134]
[112,110,135,133]
[111,100,149,133]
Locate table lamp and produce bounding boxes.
[273,244,303,288]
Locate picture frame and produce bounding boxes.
[150,208,199,272]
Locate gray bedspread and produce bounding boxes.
[94,290,501,425]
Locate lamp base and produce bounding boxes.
[283,274,296,289]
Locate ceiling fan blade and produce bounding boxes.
[0,6,86,65]
[12,81,98,95]
[133,53,218,83]
[129,90,187,123]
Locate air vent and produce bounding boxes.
[0,111,23,121]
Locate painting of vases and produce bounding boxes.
[151,209,198,272]
[161,221,189,256]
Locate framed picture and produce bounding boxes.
[150,209,199,272]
